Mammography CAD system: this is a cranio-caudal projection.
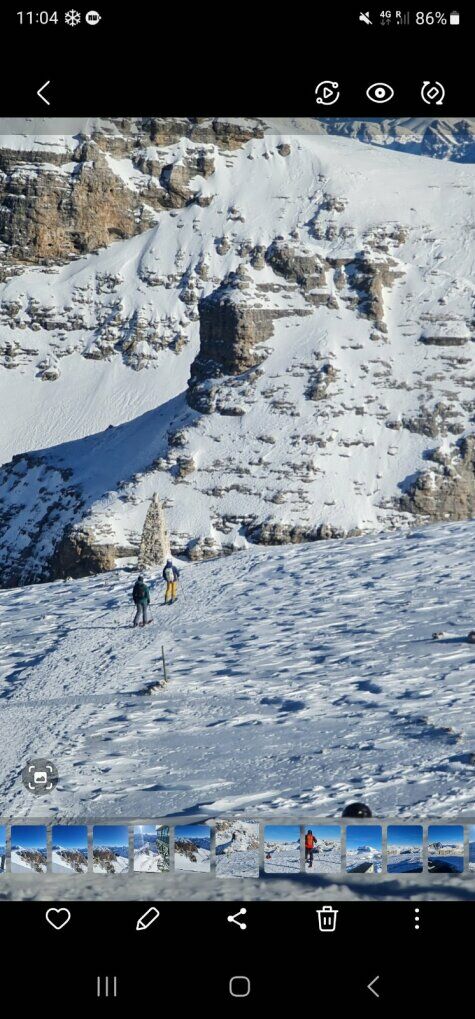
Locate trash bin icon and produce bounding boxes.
[316,905,338,932]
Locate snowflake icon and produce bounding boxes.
[65,9,81,26]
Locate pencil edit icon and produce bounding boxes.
[136,907,160,931]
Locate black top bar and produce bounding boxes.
[0,4,471,116]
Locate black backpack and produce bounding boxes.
[134,581,146,601]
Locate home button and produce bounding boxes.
[229,976,251,998]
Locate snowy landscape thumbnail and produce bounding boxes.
[174,824,211,872]
[133,824,170,872]
[387,825,423,873]
[92,825,129,874]
[11,825,47,874]
[304,825,341,873]
[52,825,88,874]
[215,820,259,878]
[346,826,383,874]
[469,826,475,872]
[264,825,300,873]
[427,825,464,873]
[0,826,5,873]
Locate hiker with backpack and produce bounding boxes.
[163,558,180,604]
[132,575,151,627]
[305,829,318,868]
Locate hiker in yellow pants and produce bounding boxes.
[165,579,177,603]
[163,559,180,604]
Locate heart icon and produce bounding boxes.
[46,907,71,930]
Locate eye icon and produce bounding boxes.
[366,82,395,103]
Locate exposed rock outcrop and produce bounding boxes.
[138,493,170,569]
[306,361,338,401]
[419,318,470,346]
[51,526,118,579]
[187,268,306,411]
[346,251,405,333]
[265,239,327,293]
[247,521,349,544]
[399,435,475,521]
[388,401,464,438]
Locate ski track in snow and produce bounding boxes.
[0,520,474,820]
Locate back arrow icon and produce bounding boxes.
[367,975,380,998]
[37,81,51,106]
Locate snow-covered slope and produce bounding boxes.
[306,842,341,873]
[0,120,474,586]
[1,519,474,820]
[387,852,423,873]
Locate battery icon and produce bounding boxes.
[449,10,460,24]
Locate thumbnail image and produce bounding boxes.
[469,826,475,873]
[304,826,341,873]
[215,820,259,878]
[428,825,464,874]
[133,824,170,872]
[11,825,47,874]
[92,825,129,874]
[174,824,211,872]
[0,825,5,873]
[387,825,423,874]
[264,825,300,874]
[52,825,89,874]
[346,826,382,874]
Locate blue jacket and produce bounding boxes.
[163,563,180,582]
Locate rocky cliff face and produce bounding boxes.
[0,140,153,264]
[188,266,309,412]
[0,118,473,585]
[0,118,265,269]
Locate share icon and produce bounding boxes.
[227,907,248,930]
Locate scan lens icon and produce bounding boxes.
[21,758,58,795]
[366,82,394,103]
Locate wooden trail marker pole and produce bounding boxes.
[161,645,168,684]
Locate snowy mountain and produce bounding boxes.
[52,847,88,874]
[265,840,300,852]
[347,843,382,873]
[428,841,462,855]
[175,835,211,872]
[215,820,259,853]
[215,821,259,876]
[0,117,473,587]
[308,117,475,162]
[10,848,47,873]
[133,844,169,873]
[92,846,129,874]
